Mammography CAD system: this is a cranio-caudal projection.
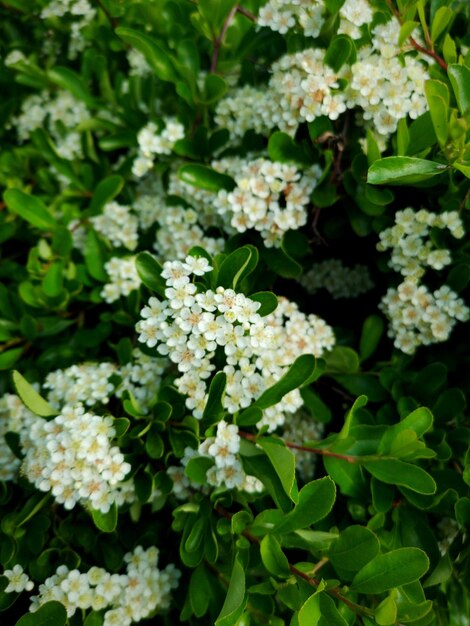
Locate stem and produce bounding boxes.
[239,431,360,464]
[210,4,256,73]
[95,0,118,29]
[385,0,447,71]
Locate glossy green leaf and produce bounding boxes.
[367,157,448,185]
[350,548,429,594]
[324,346,359,374]
[260,535,290,577]
[135,251,166,297]
[91,502,117,533]
[430,6,453,42]
[258,437,297,502]
[202,372,226,423]
[254,355,317,410]
[84,229,108,282]
[217,246,256,289]
[329,525,380,578]
[299,592,348,626]
[325,35,354,72]
[274,477,336,532]
[12,370,56,418]
[359,315,385,361]
[178,163,235,191]
[4,189,56,230]
[248,291,278,316]
[268,132,311,164]
[447,64,470,115]
[364,460,436,494]
[398,21,418,46]
[215,556,246,626]
[425,81,449,146]
[90,175,124,213]
[15,601,67,626]
[0,347,23,370]
[115,27,177,82]
[375,592,398,626]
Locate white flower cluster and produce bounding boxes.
[216,17,429,138]
[338,0,373,39]
[21,403,133,513]
[0,394,35,481]
[378,208,468,353]
[44,362,118,409]
[4,49,26,66]
[137,258,334,431]
[377,208,465,279]
[132,119,185,178]
[40,0,96,58]
[282,409,324,481]
[202,421,263,491]
[380,281,469,354]
[214,157,321,247]
[169,156,321,247]
[12,90,90,158]
[102,257,141,303]
[92,202,139,251]
[2,564,34,594]
[300,259,373,299]
[258,0,325,38]
[43,350,167,413]
[29,546,180,624]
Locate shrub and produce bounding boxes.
[0,1,469,625]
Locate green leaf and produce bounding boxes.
[299,592,348,626]
[324,346,359,374]
[48,66,95,107]
[115,27,177,82]
[378,407,433,455]
[430,6,453,42]
[4,189,56,230]
[359,315,385,361]
[0,347,23,370]
[375,592,398,626]
[90,175,124,213]
[329,526,380,578]
[145,426,164,459]
[215,556,246,626]
[236,406,263,427]
[258,437,297,502]
[274,477,336,533]
[11,370,56,418]
[91,502,117,533]
[367,157,447,185]
[217,246,257,289]
[15,601,67,626]
[202,372,226,423]
[42,262,64,298]
[254,355,317,410]
[350,548,430,594]
[448,64,470,115]
[84,229,108,282]
[398,21,419,46]
[425,81,449,146]
[263,246,303,278]
[324,35,354,72]
[178,163,235,191]
[442,34,457,65]
[268,132,311,164]
[260,535,290,577]
[185,456,214,484]
[364,460,436,494]
[189,565,211,617]
[83,612,104,626]
[135,252,166,297]
[249,292,278,316]
[202,73,227,104]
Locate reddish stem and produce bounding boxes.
[240,431,359,464]
[210,4,256,73]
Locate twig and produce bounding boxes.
[385,0,447,70]
[95,0,118,29]
[239,431,360,464]
[210,4,256,73]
